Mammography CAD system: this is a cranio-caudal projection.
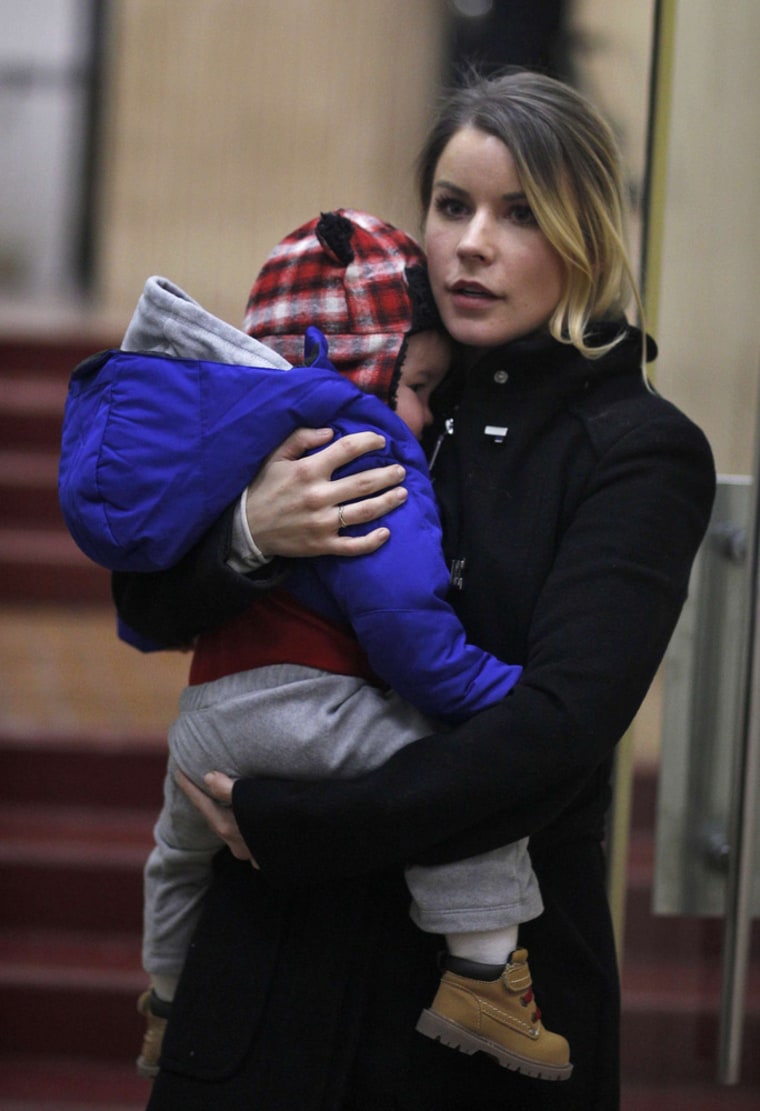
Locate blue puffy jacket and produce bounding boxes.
[58,279,521,721]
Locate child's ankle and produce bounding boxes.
[147,989,173,1018]
[444,954,505,980]
[149,973,179,1008]
[445,924,519,967]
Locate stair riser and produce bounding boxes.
[0,748,166,810]
[0,1057,147,1109]
[0,560,112,603]
[0,484,65,528]
[0,982,146,1061]
[622,1009,760,1086]
[624,887,725,959]
[622,1085,760,1110]
[0,341,114,377]
[1,863,145,934]
[0,413,63,452]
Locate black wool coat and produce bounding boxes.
[116,325,716,1111]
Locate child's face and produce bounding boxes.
[395,331,451,440]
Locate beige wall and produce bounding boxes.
[653,0,760,476]
[631,1,760,767]
[564,0,760,477]
[96,0,446,328]
[564,0,655,279]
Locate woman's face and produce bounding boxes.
[424,126,566,353]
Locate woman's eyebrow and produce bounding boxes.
[433,179,467,195]
[433,179,528,203]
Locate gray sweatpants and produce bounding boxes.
[143,664,543,976]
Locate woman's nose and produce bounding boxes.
[456,213,494,260]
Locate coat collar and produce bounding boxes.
[463,322,654,401]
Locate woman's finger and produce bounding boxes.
[307,429,387,471]
[203,770,235,805]
[325,465,408,506]
[266,426,335,461]
[267,428,390,471]
[175,768,258,866]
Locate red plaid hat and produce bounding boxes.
[243,209,442,407]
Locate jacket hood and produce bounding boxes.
[122,275,291,369]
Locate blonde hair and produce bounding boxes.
[417,69,645,359]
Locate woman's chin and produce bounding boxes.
[446,319,513,351]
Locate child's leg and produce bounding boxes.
[406,842,573,1081]
[406,836,542,954]
[139,667,434,1078]
[142,754,222,993]
[145,668,433,986]
[138,753,222,1078]
[407,836,539,975]
[168,665,436,781]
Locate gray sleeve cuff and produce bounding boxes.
[226,488,273,572]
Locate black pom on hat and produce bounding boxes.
[316,211,355,266]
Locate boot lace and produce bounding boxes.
[520,987,541,1024]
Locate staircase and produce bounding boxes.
[0,336,113,605]
[1,337,759,1109]
[0,335,172,1109]
[0,733,164,1110]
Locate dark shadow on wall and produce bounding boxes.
[444,0,570,82]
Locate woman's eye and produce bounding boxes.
[509,203,537,227]
[433,194,468,219]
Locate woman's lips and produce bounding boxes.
[448,281,499,307]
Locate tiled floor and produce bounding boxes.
[0,603,187,743]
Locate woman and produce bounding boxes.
[114,70,715,1109]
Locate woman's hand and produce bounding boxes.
[244,427,408,558]
[175,768,259,868]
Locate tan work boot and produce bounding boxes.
[416,948,573,1081]
[136,989,170,1079]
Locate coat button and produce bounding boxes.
[493,369,509,384]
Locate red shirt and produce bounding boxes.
[189,588,378,687]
